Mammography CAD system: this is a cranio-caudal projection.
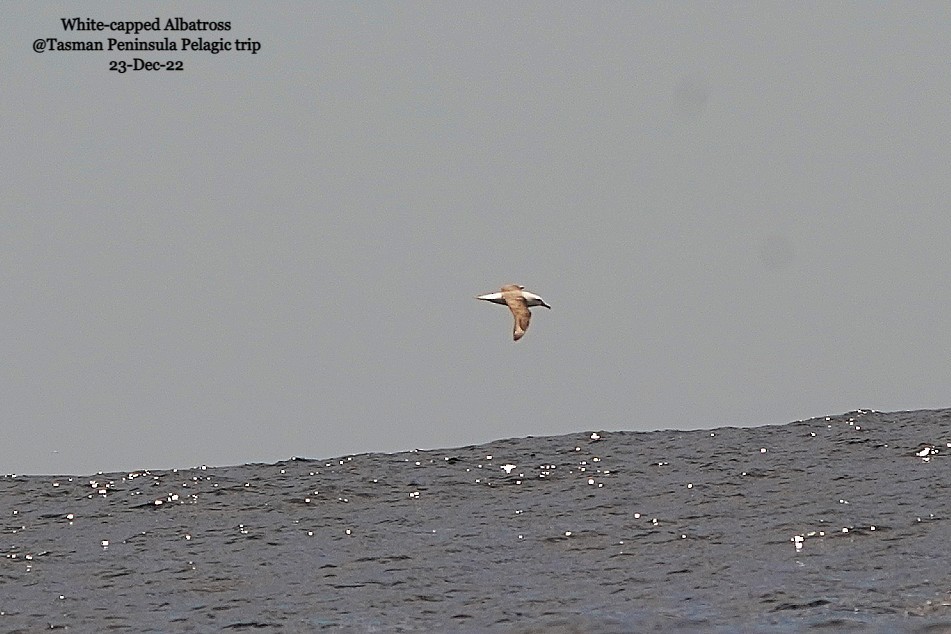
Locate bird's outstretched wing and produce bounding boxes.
[502,291,531,341]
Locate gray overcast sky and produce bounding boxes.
[3,3,950,475]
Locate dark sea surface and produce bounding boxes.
[3,408,951,632]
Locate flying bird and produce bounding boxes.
[476,284,551,341]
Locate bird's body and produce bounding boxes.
[476,284,550,341]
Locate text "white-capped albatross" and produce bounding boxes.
[476,284,551,341]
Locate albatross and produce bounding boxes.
[476,284,551,341]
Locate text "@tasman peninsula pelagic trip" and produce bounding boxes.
[32,17,262,73]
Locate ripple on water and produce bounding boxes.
[2,409,951,631]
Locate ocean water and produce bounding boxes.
[3,408,950,632]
